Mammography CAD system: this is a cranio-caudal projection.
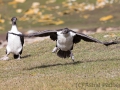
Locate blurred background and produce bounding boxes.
[0,0,120,40]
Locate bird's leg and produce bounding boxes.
[70,51,74,62]
[0,54,9,60]
[17,54,21,60]
[52,47,59,53]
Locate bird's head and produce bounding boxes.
[11,17,17,25]
[61,28,70,34]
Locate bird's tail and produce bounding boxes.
[57,50,71,58]
[14,54,19,59]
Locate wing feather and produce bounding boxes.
[73,33,103,44]
[27,30,57,41]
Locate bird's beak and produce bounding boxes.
[13,18,17,23]
[12,20,17,25]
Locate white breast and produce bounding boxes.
[6,31,23,55]
[57,31,75,51]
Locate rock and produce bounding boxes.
[2,41,7,47]
[71,28,79,32]
[82,30,95,35]
[0,40,3,45]
[82,30,88,34]
[106,27,113,31]
[0,41,7,49]
[0,46,3,49]
[24,37,49,44]
[25,30,37,34]
[96,27,103,33]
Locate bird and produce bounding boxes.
[26,28,109,62]
[1,17,24,60]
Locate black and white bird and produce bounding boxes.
[1,17,24,60]
[27,28,108,61]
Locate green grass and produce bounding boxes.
[0,32,120,90]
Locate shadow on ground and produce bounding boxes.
[24,57,120,70]
[21,54,31,59]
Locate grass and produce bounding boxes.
[0,0,120,89]
[0,32,120,90]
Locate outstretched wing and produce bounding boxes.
[73,32,103,44]
[72,31,120,46]
[27,30,58,41]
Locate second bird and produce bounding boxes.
[2,17,24,60]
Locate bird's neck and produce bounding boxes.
[63,33,70,37]
[11,25,18,32]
